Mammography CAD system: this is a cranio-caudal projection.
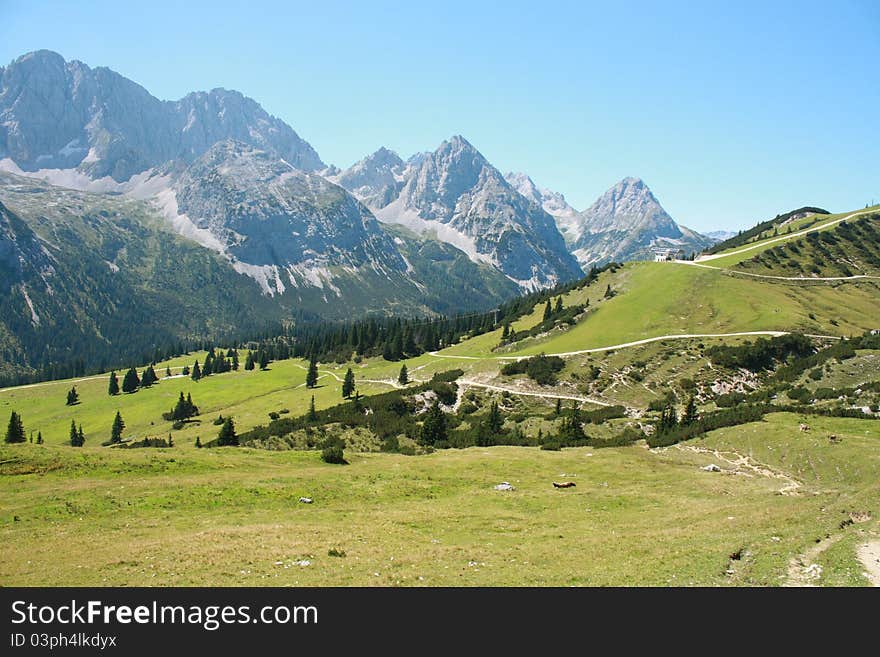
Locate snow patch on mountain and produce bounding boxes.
[374,197,498,267]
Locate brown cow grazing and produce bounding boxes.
[553,481,576,488]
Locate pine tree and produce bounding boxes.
[70,421,85,447]
[342,368,355,398]
[217,417,238,446]
[306,357,319,388]
[110,411,125,443]
[681,396,698,426]
[140,365,157,388]
[66,386,79,406]
[259,351,269,371]
[398,364,409,386]
[554,397,562,416]
[165,367,172,377]
[121,367,140,393]
[4,411,25,443]
[554,297,563,313]
[244,352,255,371]
[232,350,240,371]
[487,400,504,434]
[191,360,201,381]
[108,371,120,396]
[182,365,190,376]
[202,352,213,378]
[36,431,43,445]
[501,323,510,340]
[308,395,318,421]
[195,436,202,448]
[168,434,174,448]
[420,401,447,445]
[543,300,553,322]
[604,284,614,299]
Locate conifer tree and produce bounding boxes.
[140,365,157,388]
[36,431,43,445]
[202,352,213,377]
[604,284,614,299]
[110,411,125,444]
[182,365,190,376]
[555,397,562,416]
[342,368,355,399]
[398,364,409,386]
[217,417,238,446]
[420,400,447,445]
[543,300,553,322]
[308,395,318,421]
[681,396,698,426]
[259,351,269,370]
[244,352,255,371]
[70,421,85,447]
[108,371,120,396]
[306,357,319,388]
[191,360,201,381]
[501,323,510,340]
[554,297,563,313]
[66,386,79,406]
[4,411,25,443]
[165,367,172,377]
[487,400,504,434]
[232,350,240,371]
[121,367,140,393]
[195,436,202,448]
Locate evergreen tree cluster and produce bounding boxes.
[191,348,239,381]
[706,333,814,372]
[162,392,200,422]
[500,354,566,385]
[280,266,618,364]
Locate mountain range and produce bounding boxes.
[0,50,719,381]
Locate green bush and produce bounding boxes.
[321,446,347,464]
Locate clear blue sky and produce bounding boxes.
[1,0,878,232]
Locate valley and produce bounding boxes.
[2,208,879,586]
[1,48,878,589]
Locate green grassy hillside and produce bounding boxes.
[1,411,876,586]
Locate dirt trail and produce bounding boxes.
[675,260,880,282]
[786,534,845,587]
[858,541,880,586]
[458,379,611,407]
[672,444,802,496]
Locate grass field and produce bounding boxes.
[2,206,879,587]
[435,262,879,359]
[1,412,876,586]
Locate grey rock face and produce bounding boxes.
[173,140,407,275]
[568,177,713,266]
[0,200,54,292]
[337,136,582,289]
[0,50,323,181]
[327,147,405,209]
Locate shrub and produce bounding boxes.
[501,354,565,385]
[321,446,347,464]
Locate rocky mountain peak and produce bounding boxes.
[0,50,324,181]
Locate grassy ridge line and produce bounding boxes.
[431,331,793,360]
[675,261,880,282]
[698,207,879,266]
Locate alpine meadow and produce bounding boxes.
[1,3,879,591]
